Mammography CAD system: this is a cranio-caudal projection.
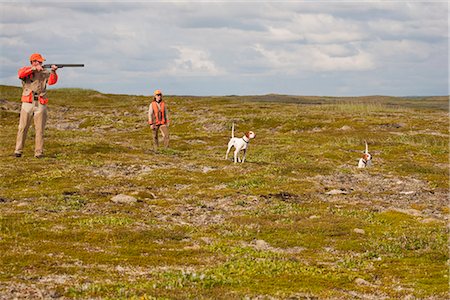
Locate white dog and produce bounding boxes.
[358,141,372,168]
[225,123,256,163]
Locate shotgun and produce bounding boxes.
[42,64,84,68]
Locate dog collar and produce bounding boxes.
[242,137,249,143]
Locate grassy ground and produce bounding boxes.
[0,85,448,299]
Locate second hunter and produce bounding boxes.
[148,89,170,151]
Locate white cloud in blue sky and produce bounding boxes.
[0,1,448,96]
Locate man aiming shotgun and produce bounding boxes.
[14,53,84,158]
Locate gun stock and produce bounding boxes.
[42,64,84,68]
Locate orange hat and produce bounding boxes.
[154,89,162,96]
[29,53,45,62]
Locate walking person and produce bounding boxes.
[148,89,170,151]
[14,53,58,158]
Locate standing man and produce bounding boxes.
[14,53,58,158]
[148,89,170,151]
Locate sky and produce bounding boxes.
[0,1,448,96]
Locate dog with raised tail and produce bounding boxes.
[358,141,372,168]
[225,123,256,163]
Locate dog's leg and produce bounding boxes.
[241,149,247,163]
[225,142,233,160]
[234,149,240,163]
[226,124,235,160]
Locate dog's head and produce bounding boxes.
[362,153,372,161]
[246,131,256,139]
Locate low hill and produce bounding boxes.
[0,85,448,299]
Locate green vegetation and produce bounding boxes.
[0,84,448,298]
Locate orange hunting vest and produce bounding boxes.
[18,66,58,105]
[151,101,167,125]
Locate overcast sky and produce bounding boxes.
[0,1,448,96]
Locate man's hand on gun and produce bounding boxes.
[33,64,58,72]
[42,64,84,69]
[33,64,44,72]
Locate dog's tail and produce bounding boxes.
[364,140,369,154]
[231,123,235,138]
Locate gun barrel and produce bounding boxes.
[42,64,85,68]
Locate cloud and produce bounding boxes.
[168,46,223,76]
[252,43,375,73]
[0,1,447,96]
[291,13,366,44]
[311,48,375,72]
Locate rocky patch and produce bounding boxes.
[111,194,138,204]
[314,172,447,220]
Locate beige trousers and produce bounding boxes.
[15,101,48,156]
[152,124,169,150]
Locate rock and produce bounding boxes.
[355,278,374,286]
[326,189,348,195]
[339,125,352,131]
[115,265,125,273]
[353,228,365,234]
[202,166,216,173]
[253,239,270,250]
[399,191,415,195]
[111,194,137,204]
[54,122,80,130]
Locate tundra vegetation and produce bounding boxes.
[0,85,448,299]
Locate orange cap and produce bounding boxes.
[154,89,162,96]
[29,53,45,62]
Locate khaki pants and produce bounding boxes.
[15,101,48,156]
[152,124,169,150]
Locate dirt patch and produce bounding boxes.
[0,99,21,112]
[314,172,447,220]
[260,192,302,203]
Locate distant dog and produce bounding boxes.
[358,141,372,168]
[225,123,256,163]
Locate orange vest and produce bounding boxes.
[18,66,58,105]
[151,101,167,125]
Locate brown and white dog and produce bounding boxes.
[358,141,372,168]
[225,123,256,163]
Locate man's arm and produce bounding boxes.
[18,64,47,79]
[18,66,33,79]
[48,70,58,85]
[164,104,169,125]
[148,103,154,125]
